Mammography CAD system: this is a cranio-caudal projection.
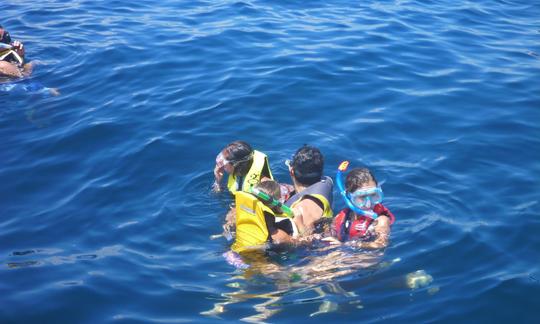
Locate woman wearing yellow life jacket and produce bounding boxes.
[212,141,273,194]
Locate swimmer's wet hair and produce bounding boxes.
[254,180,281,201]
[224,141,253,176]
[291,145,324,186]
[254,180,282,213]
[346,168,378,192]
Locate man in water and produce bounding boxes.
[285,145,334,236]
[0,25,33,78]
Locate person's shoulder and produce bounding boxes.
[300,195,324,210]
[321,176,333,184]
[375,215,391,226]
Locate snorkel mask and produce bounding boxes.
[336,161,383,219]
[215,152,231,169]
[216,151,254,170]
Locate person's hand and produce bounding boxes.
[11,40,24,58]
[321,237,342,245]
[212,181,222,192]
[222,223,234,241]
[344,240,363,249]
[278,183,294,202]
[212,164,224,192]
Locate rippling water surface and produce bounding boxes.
[2,0,539,322]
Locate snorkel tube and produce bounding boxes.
[336,161,378,219]
[251,187,294,218]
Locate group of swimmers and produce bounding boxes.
[212,141,395,256]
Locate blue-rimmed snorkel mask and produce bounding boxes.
[336,161,383,219]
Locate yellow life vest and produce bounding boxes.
[231,191,287,253]
[227,150,273,193]
[294,194,333,218]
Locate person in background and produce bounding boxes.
[0,25,33,78]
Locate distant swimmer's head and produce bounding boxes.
[254,180,282,213]
[0,26,12,44]
[287,145,323,186]
[346,168,383,211]
[216,141,254,176]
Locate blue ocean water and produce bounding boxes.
[1,0,539,322]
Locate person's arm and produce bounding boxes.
[264,212,294,244]
[222,207,236,239]
[271,228,327,247]
[355,215,391,249]
[212,164,225,192]
[292,197,324,235]
[0,61,23,78]
[22,62,33,77]
[225,207,236,226]
[270,228,295,244]
[11,40,25,59]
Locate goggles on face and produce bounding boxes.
[215,152,232,169]
[347,186,383,209]
[216,151,253,169]
[336,161,379,218]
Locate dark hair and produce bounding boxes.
[255,180,282,213]
[291,145,323,186]
[345,168,378,192]
[224,141,253,176]
[255,180,281,201]
[0,27,12,45]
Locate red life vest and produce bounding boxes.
[334,204,395,242]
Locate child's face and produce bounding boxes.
[349,179,382,211]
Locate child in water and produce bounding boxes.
[323,165,395,249]
[250,180,297,245]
